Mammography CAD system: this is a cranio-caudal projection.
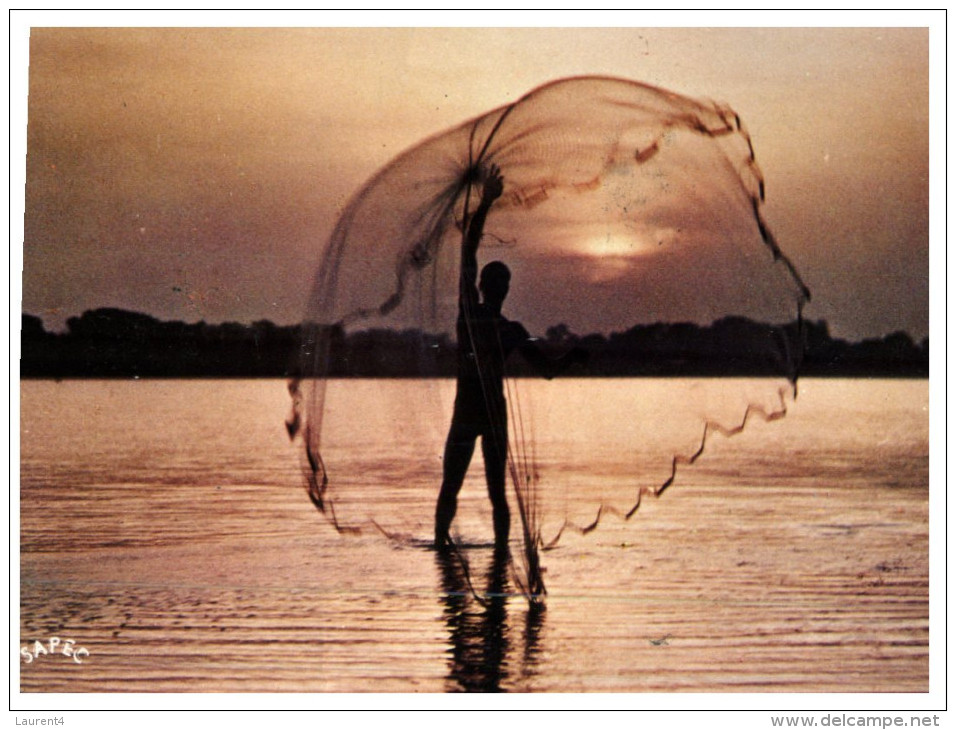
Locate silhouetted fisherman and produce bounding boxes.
[435,165,586,549]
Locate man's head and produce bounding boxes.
[479,260,511,307]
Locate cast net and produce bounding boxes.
[287,76,810,602]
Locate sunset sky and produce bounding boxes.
[12,11,939,342]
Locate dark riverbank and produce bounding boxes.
[20,308,928,379]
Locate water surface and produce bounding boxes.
[19,378,929,693]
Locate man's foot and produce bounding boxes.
[492,541,510,562]
[434,531,453,551]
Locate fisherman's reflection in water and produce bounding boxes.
[436,547,543,692]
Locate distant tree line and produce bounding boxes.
[21,309,300,378]
[20,307,928,379]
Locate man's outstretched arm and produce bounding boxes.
[519,338,589,381]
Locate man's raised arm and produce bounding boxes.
[460,165,504,308]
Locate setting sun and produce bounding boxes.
[584,234,644,257]
[576,225,681,259]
